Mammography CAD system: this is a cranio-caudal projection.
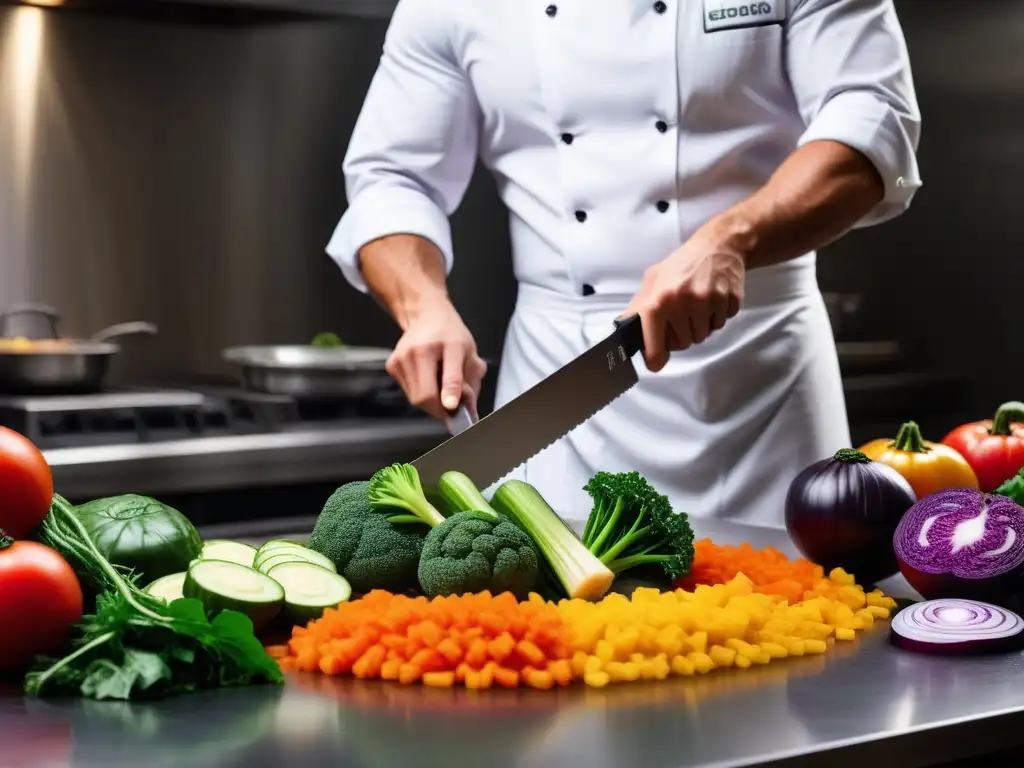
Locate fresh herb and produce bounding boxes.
[994,468,1024,506]
[25,495,283,700]
[311,332,344,348]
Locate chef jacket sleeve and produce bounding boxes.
[787,0,922,227]
[325,0,479,292]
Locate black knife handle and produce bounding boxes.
[613,314,644,358]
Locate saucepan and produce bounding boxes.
[0,303,159,394]
[222,343,396,399]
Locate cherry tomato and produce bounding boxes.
[0,540,83,671]
[942,401,1024,492]
[859,420,979,500]
[0,426,53,539]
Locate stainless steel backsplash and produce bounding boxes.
[0,5,515,387]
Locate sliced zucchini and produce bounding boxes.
[254,544,336,574]
[199,540,258,568]
[183,559,284,631]
[266,561,352,624]
[257,552,310,575]
[258,539,304,555]
[145,572,187,604]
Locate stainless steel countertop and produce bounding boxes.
[43,420,446,499]
[7,519,1024,768]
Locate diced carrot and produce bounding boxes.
[380,659,401,681]
[547,659,573,686]
[437,638,463,664]
[398,663,422,684]
[488,632,516,663]
[516,639,546,667]
[423,671,456,688]
[493,666,520,688]
[522,667,554,689]
[265,645,289,659]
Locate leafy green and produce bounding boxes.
[581,471,695,582]
[311,332,344,348]
[367,463,446,527]
[417,511,540,599]
[994,468,1024,506]
[26,495,283,700]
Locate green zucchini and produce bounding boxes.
[253,544,336,573]
[199,540,258,568]
[266,561,352,624]
[438,471,498,517]
[144,571,187,604]
[258,539,305,555]
[257,552,310,575]
[183,559,284,631]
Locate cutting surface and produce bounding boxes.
[5,519,1024,768]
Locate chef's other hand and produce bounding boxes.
[623,228,745,373]
[385,300,487,422]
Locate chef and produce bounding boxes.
[327,0,922,524]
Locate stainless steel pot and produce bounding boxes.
[222,344,395,399]
[0,304,158,394]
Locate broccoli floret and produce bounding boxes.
[307,480,429,594]
[417,511,540,600]
[367,463,446,527]
[580,471,695,582]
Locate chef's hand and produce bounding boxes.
[385,299,487,422]
[622,227,745,372]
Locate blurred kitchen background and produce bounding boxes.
[0,0,1019,530]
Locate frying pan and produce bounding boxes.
[0,303,158,394]
[222,344,395,399]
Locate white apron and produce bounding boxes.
[491,255,851,528]
[326,0,919,526]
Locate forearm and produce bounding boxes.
[707,140,885,269]
[359,235,452,331]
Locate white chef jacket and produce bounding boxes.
[327,0,922,526]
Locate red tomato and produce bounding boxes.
[0,426,53,538]
[0,540,83,671]
[942,401,1024,492]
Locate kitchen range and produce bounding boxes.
[0,305,446,532]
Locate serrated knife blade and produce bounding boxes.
[413,314,645,491]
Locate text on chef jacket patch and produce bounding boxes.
[703,0,785,33]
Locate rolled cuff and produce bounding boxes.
[325,185,455,293]
[797,90,922,228]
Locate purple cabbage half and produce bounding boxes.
[893,488,1024,605]
[785,449,917,585]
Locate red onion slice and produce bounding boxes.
[890,598,1024,655]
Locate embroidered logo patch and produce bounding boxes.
[703,0,785,33]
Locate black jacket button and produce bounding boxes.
[561,132,574,145]
[655,120,668,133]
[582,284,595,296]
[575,210,587,222]
[545,4,557,16]
[656,200,669,213]
[654,0,667,12]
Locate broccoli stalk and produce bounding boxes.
[367,464,446,527]
[581,471,695,581]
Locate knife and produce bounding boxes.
[413,314,645,491]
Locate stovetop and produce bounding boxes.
[0,385,426,450]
